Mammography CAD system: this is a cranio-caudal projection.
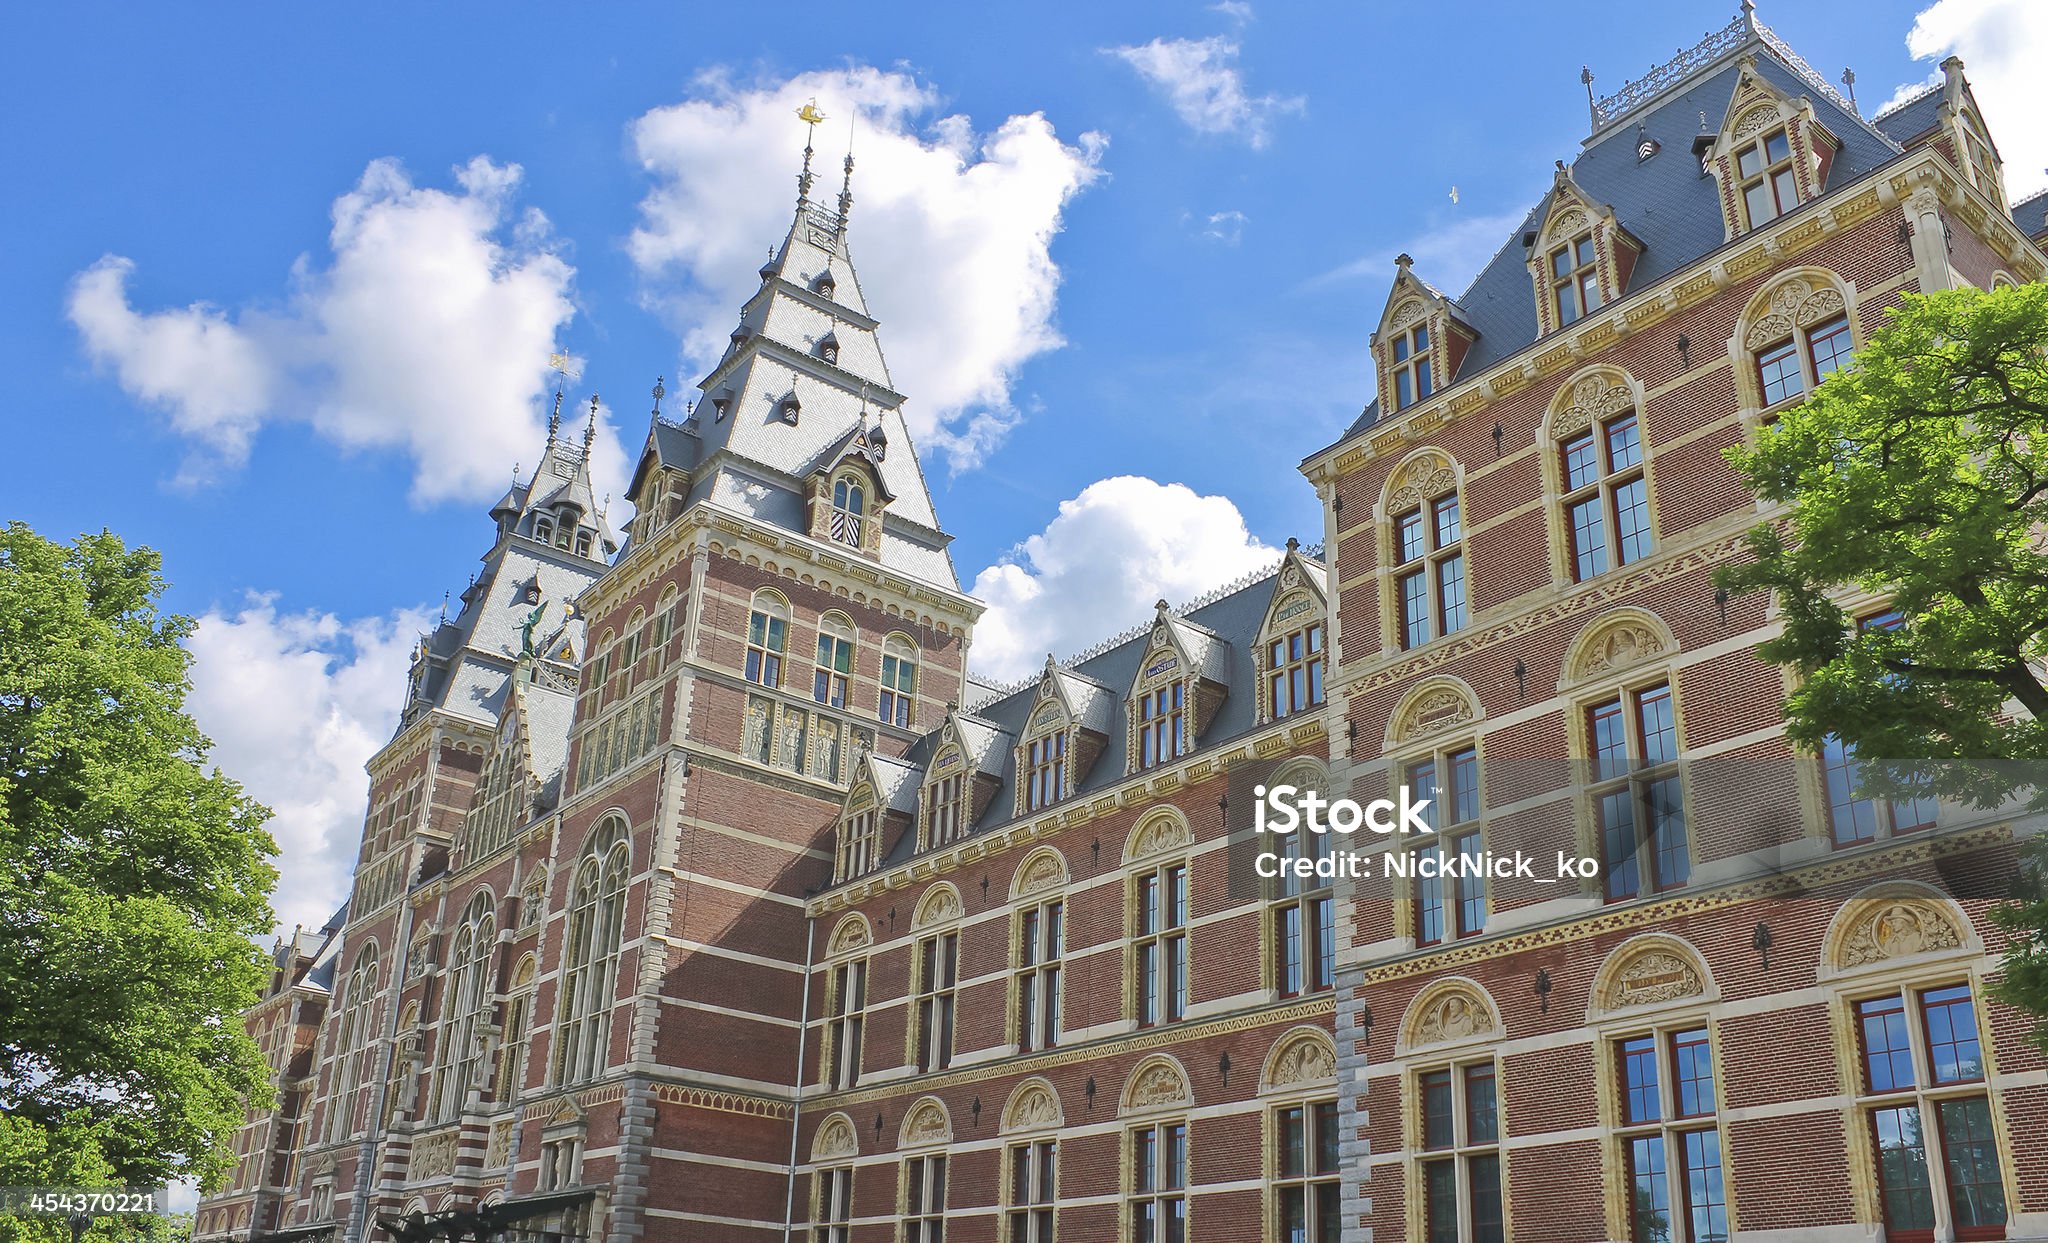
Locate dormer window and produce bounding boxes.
[831,476,865,547]
[779,397,801,426]
[712,396,730,423]
[814,274,836,299]
[817,335,840,365]
[1736,128,1799,229]
[1390,324,1433,411]
[574,530,594,557]
[1961,121,2003,208]
[533,516,555,546]
[1549,234,1600,326]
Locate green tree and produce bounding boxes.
[1716,282,2048,1049]
[0,523,277,1194]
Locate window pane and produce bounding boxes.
[1759,339,1804,405]
[1772,167,1798,213]
[1764,130,1790,164]
[1571,496,1608,580]
[1397,511,1426,562]
[1421,1069,1454,1148]
[1824,735,1879,845]
[1557,284,1580,326]
[1620,1035,1662,1124]
[1871,1106,1935,1231]
[1605,414,1642,471]
[1433,494,1462,545]
[1591,700,1629,781]
[1636,685,1676,765]
[1448,749,1480,824]
[1648,776,1689,889]
[1395,370,1413,409]
[1672,1029,1715,1117]
[1682,1129,1728,1243]
[1551,246,1573,279]
[1278,1106,1305,1178]
[1737,144,1762,178]
[1417,358,1433,399]
[1613,477,1652,566]
[1921,984,1984,1084]
[1602,789,1639,901]
[1402,570,1430,649]
[1316,1101,1340,1174]
[1628,1136,1670,1243]
[1744,178,1776,227]
[1470,1154,1505,1243]
[1858,995,1917,1092]
[1808,317,1853,378]
[1936,1096,2008,1229]
[1464,1063,1498,1143]
[1414,325,1429,352]
[1415,842,1445,944]
[1436,554,1468,635]
[1456,832,1487,935]
[1423,1159,1458,1243]
[1563,434,1599,490]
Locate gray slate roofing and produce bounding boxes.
[867,550,1320,871]
[519,678,578,786]
[2013,188,2048,241]
[1873,83,1944,145]
[1336,36,1909,445]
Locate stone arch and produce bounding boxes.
[1260,1026,1338,1093]
[1120,1054,1194,1115]
[1011,846,1070,900]
[1386,675,1482,748]
[911,882,962,930]
[1124,807,1192,864]
[1559,607,1677,691]
[811,1111,859,1161]
[1821,882,1977,978]
[899,1097,952,1148]
[1381,446,1461,516]
[1544,365,1641,443]
[1269,755,1331,795]
[1738,268,1853,353]
[509,953,538,990]
[827,912,873,957]
[1399,978,1501,1054]
[1001,1077,1065,1133]
[1588,934,1715,1019]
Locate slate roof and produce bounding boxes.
[1872,82,1944,145]
[866,551,1311,872]
[1334,30,1910,445]
[2013,188,2048,243]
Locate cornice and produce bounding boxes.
[697,503,984,627]
[808,715,1328,916]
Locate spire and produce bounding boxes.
[796,99,826,211]
[547,390,562,446]
[584,394,599,455]
[836,152,855,236]
[1581,66,1597,131]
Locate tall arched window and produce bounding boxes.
[831,475,866,548]
[554,828,629,1084]
[814,613,855,708]
[430,892,496,1121]
[879,635,917,727]
[1387,461,1466,649]
[1549,378,1651,583]
[1020,704,1069,813]
[325,946,380,1142]
[745,591,789,687]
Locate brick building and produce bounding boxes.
[198,7,2048,1243]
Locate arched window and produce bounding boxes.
[532,515,555,547]
[325,946,381,1142]
[1389,321,1432,410]
[879,635,917,727]
[554,828,629,1084]
[1267,760,1337,995]
[745,591,789,687]
[1550,377,1650,583]
[1735,123,1800,229]
[836,788,881,881]
[430,893,496,1121]
[830,475,866,548]
[1548,230,1601,326]
[496,955,538,1104]
[814,613,855,708]
[1386,457,1466,649]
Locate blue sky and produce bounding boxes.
[5,0,2040,935]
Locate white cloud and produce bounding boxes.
[1887,0,2048,197]
[968,476,1279,683]
[1200,209,1248,244]
[69,158,615,505]
[628,67,1106,473]
[1210,1,1256,25]
[1106,36,1303,148]
[185,597,432,936]
[1307,207,1532,297]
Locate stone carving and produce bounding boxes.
[1267,1033,1337,1087]
[742,699,771,764]
[1280,563,1302,591]
[1389,300,1428,331]
[1016,850,1067,897]
[813,1115,859,1159]
[1573,621,1666,681]
[1125,1061,1191,1111]
[1394,685,1476,743]
[829,917,871,956]
[1605,949,1705,1009]
[1127,813,1190,861]
[1004,1082,1062,1132]
[1838,901,1964,967]
[903,1100,951,1147]
[546,1097,582,1127]
[484,1119,515,1169]
[410,1130,458,1181]
[1411,988,1495,1047]
[1551,374,1635,440]
[913,885,961,929]
[1745,278,1851,349]
[1550,207,1589,240]
[1731,101,1782,143]
[1387,454,1457,512]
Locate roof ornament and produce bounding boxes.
[547,350,578,446]
[584,394,599,455]
[1395,252,1413,273]
[650,376,666,424]
[796,99,827,210]
[1581,66,1598,129]
[1740,0,1758,31]
[836,111,857,236]
[1841,66,1858,114]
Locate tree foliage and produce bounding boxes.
[0,523,277,1192]
[1717,282,2048,1048]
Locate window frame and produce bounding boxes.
[552,837,629,1085]
[1756,313,1854,414]
[1390,322,1434,411]
[1004,1138,1057,1243]
[745,593,790,688]
[1405,744,1486,945]
[1736,126,1800,229]
[830,474,866,548]
[1413,1059,1505,1243]
[1273,1099,1341,1243]
[912,929,959,1073]
[1392,488,1466,650]
[813,1165,854,1243]
[1267,618,1326,720]
[826,956,867,1090]
[1851,981,2006,1242]
[1016,898,1064,1053]
[903,1152,947,1243]
[1272,819,1335,997]
[1133,860,1191,1027]
[1587,680,1688,902]
[1559,409,1651,582]
[1611,1024,1728,1243]
[1549,231,1602,327]
[880,636,918,728]
[1127,1119,1190,1243]
[813,614,855,708]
